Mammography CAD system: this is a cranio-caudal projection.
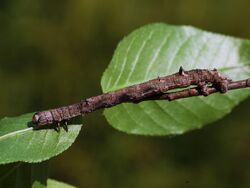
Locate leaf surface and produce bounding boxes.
[0,113,82,164]
[32,179,77,188]
[101,23,250,135]
[47,179,77,188]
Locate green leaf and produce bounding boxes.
[46,179,77,188]
[32,181,46,188]
[32,179,77,188]
[101,23,250,135]
[0,113,82,164]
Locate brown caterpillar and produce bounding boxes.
[32,67,230,130]
[32,103,82,130]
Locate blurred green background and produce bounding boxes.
[0,0,250,187]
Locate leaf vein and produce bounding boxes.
[144,31,172,79]
[125,30,155,84]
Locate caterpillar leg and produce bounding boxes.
[212,80,229,94]
[197,82,209,96]
[62,121,68,132]
[53,122,60,132]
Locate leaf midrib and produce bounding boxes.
[0,127,33,141]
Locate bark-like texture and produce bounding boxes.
[32,67,249,129]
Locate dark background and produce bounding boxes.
[0,0,250,187]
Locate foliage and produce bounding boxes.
[102,23,250,135]
[0,114,82,164]
[0,22,250,187]
[32,179,77,188]
[0,23,250,163]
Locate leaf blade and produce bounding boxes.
[0,113,82,164]
[101,23,250,135]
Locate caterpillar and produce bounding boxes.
[32,67,230,130]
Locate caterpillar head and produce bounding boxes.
[32,111,53,128]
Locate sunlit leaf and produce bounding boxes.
[32,179,77,188]
[0,113,82,164]
[101,23,250,135]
